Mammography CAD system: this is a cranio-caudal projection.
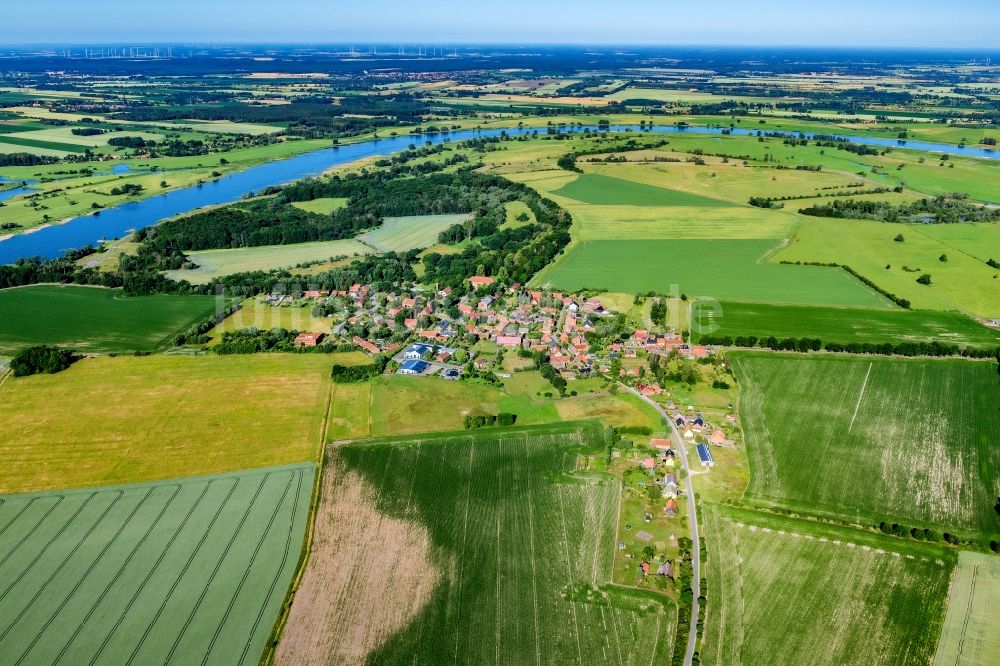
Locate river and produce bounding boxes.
[0,124,995,264]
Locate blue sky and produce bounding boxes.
[5,0,999,48]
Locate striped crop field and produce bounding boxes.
[732,352,1000,536]
[933,551,1000,666]
[0,464,313,666]
[277,422,674,665]
[701,505,954,666]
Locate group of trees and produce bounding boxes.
[10,345,77,377]
[331,355,391,383]
[799,194,1000,224]
[463,413,517,429]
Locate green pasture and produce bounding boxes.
[532,239,891,307]
[164,239,370,284]
[693,300,1000,349]
[777,218,1000,317]
[731,352,1000,536]
[553,172,729,206]
[289,197,348,214]
[0,285,218,354]
[358,214,471,252]
[0,464,313,666]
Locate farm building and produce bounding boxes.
[398,359,430,375]
[352,336,381,354]
[657,561,674,579]
[650,438,672,450]
[402,343,433,360]
[294,332,324,347]
[640,561,650,576]
[664,498,678,517]
[696,443,715,467]
[709,429,727,445]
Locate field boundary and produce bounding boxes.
[258,373,335,666]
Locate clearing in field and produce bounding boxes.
[693,300,1000,349]
[0,285,218,354]
[933,551,1000,666]
[357,214,471,253]
[731,352,1000,535]
[0,354,336,493]
[164,239,370,284]
[701,505,953,666]
[533,239,891,307]
[289,197,349,215]
[277,422,674,665]
[0,464,313,666]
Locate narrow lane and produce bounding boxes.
[621,384,701,666]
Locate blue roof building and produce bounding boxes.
[402,343,433,360]
[398,359,430,375]
[696,443,715,467]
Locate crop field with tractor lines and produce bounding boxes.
[0,464,313,666]
[701,505,953,666]
[277,422,675,665]
[731,352,1000,536]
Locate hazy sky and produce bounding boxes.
[5,0,999,48]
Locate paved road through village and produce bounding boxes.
[622,384,701,666]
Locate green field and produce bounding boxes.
[289,197,348,215]
[933,551,1000,666]
[0,285,218,354]
[553,173,728,206]
[693,300,1000,349]
[533,239,891,307]
[732,352,1000,535]
[0,354,335,493]
[357,214,471,252]
[278,422,674,664]
[164,239,370,284]
[0,464,313,666]
[777,218,1000,317]
[702,505,953,666]
[0,133,88,154]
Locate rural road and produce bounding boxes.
[621,384,701,666]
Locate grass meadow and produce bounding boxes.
[701,505,953,666]
[278,422,674,664]
[357,214,471,252]
[532,239,891,307]
[693,300,1000,349]
[731,352,1000,536]
[289,197,348,215]
[776,218,1000,317]
[0,285,218,354]
[0,354,336,493]
[0,464,313,665]
[933,551,1000,666]
[165,240,370,284]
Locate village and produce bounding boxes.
[267,275,737,598]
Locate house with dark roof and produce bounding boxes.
[696,443,715,467]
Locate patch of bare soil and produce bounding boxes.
[275,463,441,665]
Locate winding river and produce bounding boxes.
[0,124,995,264]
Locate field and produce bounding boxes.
[0,354,336,493]
[933,551,1000,666]
[289,197,348,214]
[206,299,341,341]
[532,239,891,307]
[0,285,218,354]
[277,423,675,665]
[692,300,1000,349]
[701,505,953,666]
[776,218,1000,317]
[357,214,471,252]
[164,240,371,284]
[553,173,728,206]
[731,352,1000,535]
[0,464,313,666]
